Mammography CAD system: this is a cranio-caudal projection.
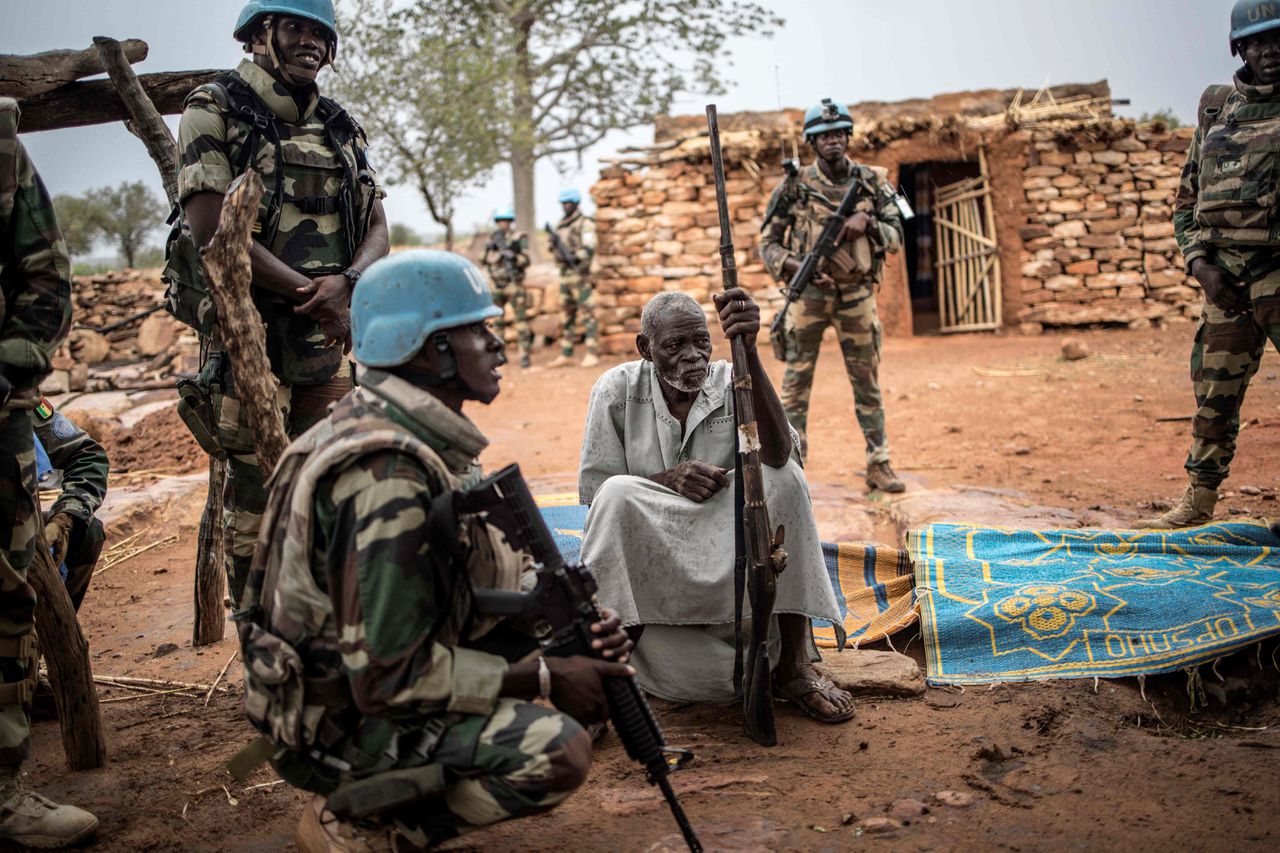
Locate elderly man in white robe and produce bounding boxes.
[578,288,856,724]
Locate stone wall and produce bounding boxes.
[590,157,776,354]
[589,119,1199,348]
[1015,124,1198,329]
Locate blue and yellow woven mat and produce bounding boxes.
[910,521,1280,685]
[535,496,915,648]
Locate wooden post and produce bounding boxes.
[15,69,219,133]
[89,38,227,643]
[202,171,289,473]
[92,37,179,206]
[0,40,148,99]
[193,457,227,645]
[29,533,107,771]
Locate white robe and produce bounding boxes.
[578,360,842,702]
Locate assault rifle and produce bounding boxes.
[706,104,788,748]
[767,175,874,353]
[464,464,703,853]
[544,223,580,271]
[486,232,522,282]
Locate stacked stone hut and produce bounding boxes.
[587,81,1198,351]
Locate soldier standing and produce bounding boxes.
[482,208,533,368]
[237,250,633,850]
[0,98,99,848]
[760,98,905,492]
[549,188,599,368]
[1139,1,1280,528]
[168,0,389,605]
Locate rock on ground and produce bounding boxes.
[820,650,924,698]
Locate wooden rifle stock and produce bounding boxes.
[705,104,787,747]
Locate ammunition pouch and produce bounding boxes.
[770,317,788,362]
[326,764,448,821]
[175,352,226,459]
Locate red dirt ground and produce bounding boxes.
[24,323,1280,851]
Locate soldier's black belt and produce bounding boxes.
[289,195,341,215]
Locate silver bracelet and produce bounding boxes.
[537,657,552,701]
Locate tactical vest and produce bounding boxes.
[769,162,891,283]
[1194,84,1280,244]
[235,388,522,757]
[162,72,379,338]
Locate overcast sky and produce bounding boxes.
[6,0,1235,249]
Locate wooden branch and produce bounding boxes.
[193,457,226,646]
[92,37,179,207]
[0,39,148,99]
[29,531,107,770]
[16,69,219,133]
[202,171,289,474]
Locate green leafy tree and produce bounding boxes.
[388,222,425,246]
[51,194,104,257]
[337,0,781,234]
[89,181,166,269]
[336,0,506,249]
[1138,108,1183,131]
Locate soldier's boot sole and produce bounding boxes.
[548,355,573,368]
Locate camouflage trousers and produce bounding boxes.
[778,281,889,464]
[1184,262,1280,489]
[215,361,352,607]
[277,697,589,847]
[0,403,38,774]
[557,271,598,358]
[492,280,532,361]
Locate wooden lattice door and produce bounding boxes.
[932,150,1003,332]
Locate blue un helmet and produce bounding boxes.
[493,207,516,222]
[1231,0,1280,54]
[558,188,582,204]
[352,250,501,368]
[803,98,853,141]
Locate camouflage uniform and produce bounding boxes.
[1173,73,1280,489]
[241,367,588,846]
[33,397,108,612]
[760,158,903,461]
[482,229,533,362]
[0,98,73,777]
[553,210,597,358]
[176,59,383,604]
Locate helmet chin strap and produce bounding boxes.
[251,15,329,87]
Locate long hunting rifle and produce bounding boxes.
[705,104,787,748]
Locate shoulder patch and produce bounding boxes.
[185,83,229,112]
[34,397,53,419]
[51,413,78,440]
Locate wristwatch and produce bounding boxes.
[342,267,361,288]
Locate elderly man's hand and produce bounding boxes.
[713,287,761,349]
[651,460,730,502]
[590,608,633,662]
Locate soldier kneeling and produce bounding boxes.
[234,250,633,850]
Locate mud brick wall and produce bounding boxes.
[589,159,776,354]
[1016,125,1199,328]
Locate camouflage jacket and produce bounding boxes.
[242,366,526,766]
[33,396,108,525]
[1175,72,1280,276]
[0,98,72,398]
[481,229,530,285]
[176,60,384,384]
[760,157,903,287]
[554,209,595,273]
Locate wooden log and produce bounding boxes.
[202,171,288,473]
[194,457,227,646]
[29,531,107,771]
[0,39,148,99]
[16,69,219,133]
[92,37,179,207]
